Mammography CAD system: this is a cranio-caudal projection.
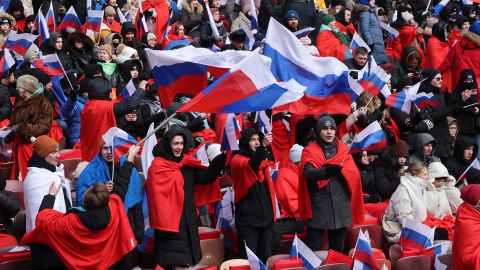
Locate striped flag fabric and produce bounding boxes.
[118,79,136,102]
[193,144,210,166]
[412,92,439,110]
[353,230,379,270]
[220,113,241,151]
[249,0,258,30]
[0,49,16,78]
[293,27,315,38]
[400,218,434,251]
[420,241,451,270]
[257,111,272,135]
[359,66,391,96]
[83,9,103,33]
[32,54,65,76]
[46,1,56,31]
[215,187,236,249]
[246,244,267,270]
[206,3,220,37]
[117,7,128,24]
[350,121,387,153]
[35,9,50,45]
[290,235,322,270]
[140,123,156,175]
[102,127,138,163]
[432,0,450,16]
[379,22,399,41]
[57,6,83,33]
[4,32,38,56]
[351,32,371,53]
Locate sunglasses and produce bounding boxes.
[434,77,443,81]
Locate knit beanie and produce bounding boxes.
[99,44,113,58]
[401,11,414,23]
[421,68,440,83]
[390,139,409,157]
[289,144,304,163]
[104,6,116,16]
[31,136,60,158]
[320,14,336,26]
[23,49,38,61]
[316,113,337,132]
[284,10,300,21]
[16,75,39,93]
[461,184,480,206]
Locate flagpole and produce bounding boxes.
[463,102,480,109]
[136,112,177,146]
[340,132,356,166]
[351,229,361,259]
[365,95,375,108]
[455,158,478,186]
[55,53,74,90]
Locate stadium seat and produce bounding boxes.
[0,250,32,270]
[388,244,401,266]
[199,239,224,266]
[12,211,26,243]
[220,259,249,270]
[317,263,350,270]
[436,253,452,270]
[394,255,430,270]
[345,224,382,250]
[266,254,289,269]
[4,180,24,210]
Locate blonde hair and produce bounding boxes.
[357,91,381,115]
[406,163,426,177]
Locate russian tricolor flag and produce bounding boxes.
[215,188,236,249]
[400,218,434,251]
[385,80,421,113]
[420,241,451,270]
[57,6,83,33]
[46,1,56,31]
[359,66,390,96]
[350,121,387,153]
[4,32,38,56]
[353,230,379,270]
[83,9,103,33]
[102,127,139,163]
[177,51,306,113]
[246,244,267,270]
[137,192,155,254]
[118,79,136,102]
[257,110,272,135]
[36,10,50,46]
[0,49,16,78]
[206,3,220,37]
[193,144,210,166]
[145,47,251,108]
[290,235,322,270]
[249,0,258,30]
[432,0,450,17]
[293,27,315,38]
[32,54,65,76]
[219,113,241,151]
[351,32,371,53]
[412,92,439,110]
[263,18,359,115]
[379,22,399,42]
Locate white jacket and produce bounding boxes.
[382,174,427,243]
[24,164,72,232]
[425,180,463,219]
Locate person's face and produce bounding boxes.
[27,21,35,31]
[45,150,60,166]
[130,68,139,78]
[106,14,115,24]
[108,0,117,5]
[126,31,135,42]
[98,50,111,61]
[334,5,342,14]
[190,0,199,8]
[464,145,475,161]
[0,23,9,32]
[407,57,419,69]
[101,144,113,162]
[469,10,476,19]
[125,112,137,121]
[288,18,298,29]
[28,54,38,62]
[423,143,433,156]
[387,79,392,91]
[417,168,429,180]
[44,81,53,91]
[17,88,32,100]
[369,0,375,7]
[328,20,337,30]
[434,177,446,188]
[249,134,261,151]
[55,37,63,50]
[361,151,369,165]
[147,37,157,47]
[75,40,84,49]
[354,53,368,67]
[462,21,470,32]
[449,124,458,137]
[344,10,351,23]
[233,40,245,50]
[212,0,220,8]
[399,156,407,165]
[213,11,220,22]
[319,127,336,143]
[431,74,443,88]
[170,135,184,157]
[177,25,185,36]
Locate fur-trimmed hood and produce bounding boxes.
[353,4,370,18]
[461,31,480,47]
[0,12,15,29]
[181,0,204,14]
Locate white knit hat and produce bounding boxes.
[206,143,222,162]
[401,11,414,23]
[116,46,138,64]
[428,162,455,182]
[289,144,304,163]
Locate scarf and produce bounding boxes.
[400,173,428,221]
[320,24,350,45]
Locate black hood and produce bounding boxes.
[48,32,63,51]
[432,21,448,42]
[152,125,191,162]
[67,32,95,53]
[440,3,459,23]
[335,9,349,26]
[87,78,113,100]
[457,69,478,92]
[121,59,144,81]
[77,207,111,231]
[121,22,136,39]
[454,135,478,165]
[400,46,422,71]
[238,128,263,154]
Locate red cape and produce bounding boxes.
[145,155,221,232]
[271,118,291,167]
[192,128,217,143]
[21,195,136,270]
[142,0,169,44]
[102,19,121,33]
[229,154,277,221]
[80,100,116,162]
[392,25,426,68]
[453,203,480,269]
[298,140,365,225]
[276,161,300,218]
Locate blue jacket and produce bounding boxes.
[61,96,87,145]
[357,5,388,64]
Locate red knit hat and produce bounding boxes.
[461,185,480,206]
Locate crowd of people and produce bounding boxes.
[0,0,480,269]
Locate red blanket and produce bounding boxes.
[229,154,277,221]
[80,100,116,162]
[276,161,300,218]
[21,195,136,270]
[146,155,221,232]
[298,140,365,224]
[453,203,480,269]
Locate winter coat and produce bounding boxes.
[316,25,351,61]
[0,190,20,233]
[0,13,15,48]
[283,0,316,29]
[408,133,441,166]
[391,46,423,89]
[449,85,480,137]
[374,147,403,200]
[426,36,452,92]
[444,135,480,181]
[382,173,428,243]
[0,84,12,121]
[9,94,53,143]
[425,181,462,219]
[390,100,417,149]
[355,4,388,64]
[24,154,72,232]
[392,25,425,64]
[40,32,74,72]
[439,31,480,90]
[258,0,284,29]
[181,2,204,39]
[335,9,355,38]
[231,12,252,31]
[67,33,95,76]
[200,21,227,48]
[61,96,87,146]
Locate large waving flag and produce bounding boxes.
[102,127,139,163]
[353,230,379,270]
[359,66,391,96]
[290,235,322,270]
[246,244,267,270]
[400,218,434,251]
[351,32,371,53]
[350,121,387,153]
[0,49,16,78]
[432,0,450,17]
[46,1,56,31]
[4,33,38,56]
[177,51,306,113]
[32,54,65,76]
[83,9,104,33]
[57,6,82,33]
[146,47,258,108]
[421,241,451,270]
[412,92,439,110]
[263,18,357,115]
[36,9,50,46]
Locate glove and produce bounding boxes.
[211,152,227,166]
[324,164,343,178]
[424,119,434,130]
[404,117,412,128]
[69,88,78,101]
[368,44,374,51]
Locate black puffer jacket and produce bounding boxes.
[0,174,20,233]
[40,32,74,72]
[449,69,480,137]
[0,84,12,121]
[374,147,403,200]
[353,153,381,203]
[68,32,95,76]
[444,135,480,181]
